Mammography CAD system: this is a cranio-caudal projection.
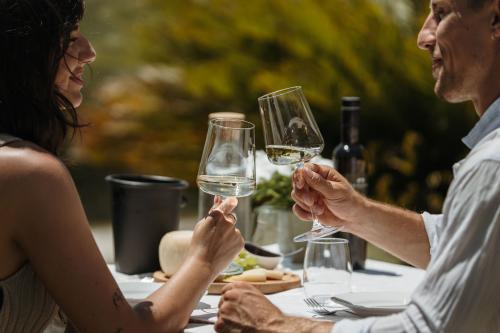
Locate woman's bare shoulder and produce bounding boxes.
[0,142,73,205]
[0,141,69,178]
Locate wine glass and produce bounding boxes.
[258,86,341,242]
[303,238,352,305]
[197,118,256,198]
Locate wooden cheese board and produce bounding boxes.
[153,271,301,295]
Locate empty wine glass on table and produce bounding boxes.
[197,118,256,199]
[303,238,352,305]
[258,86,341,242]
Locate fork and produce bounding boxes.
[303,298,338,315]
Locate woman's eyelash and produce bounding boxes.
[434,9,446,22]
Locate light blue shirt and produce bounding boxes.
[462,97,500,149]
[333,97,500,333]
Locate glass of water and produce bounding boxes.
[303,238,352,305]
[197,118,256,198]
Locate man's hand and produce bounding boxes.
[215,282,333,333]
[292,163,367,232]
[293,163,430,268]
[215,282,284,332]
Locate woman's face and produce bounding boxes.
[54,26,96,108]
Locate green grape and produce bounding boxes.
[246,256,257,267]
[233,250,259,270]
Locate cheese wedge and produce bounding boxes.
[265,270,284,280]
[226,268,267,282]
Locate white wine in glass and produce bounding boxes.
[197,119,256,198]
[197,175,255,197]
[265,145,323,165]
[258,86,342,242]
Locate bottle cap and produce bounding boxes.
[341,97,361,108]
[208,112,246,120]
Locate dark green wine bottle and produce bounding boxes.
[332,97,368,270]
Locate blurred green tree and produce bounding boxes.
[75,0,475,213]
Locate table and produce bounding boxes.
[109,260,425,332]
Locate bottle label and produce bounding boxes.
[353,181,367,195]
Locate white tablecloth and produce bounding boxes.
[109,260,425,332]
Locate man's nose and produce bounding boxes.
[417,13,436,51]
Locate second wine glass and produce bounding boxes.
[258,86,341,242]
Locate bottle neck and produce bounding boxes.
[341,109,359,144]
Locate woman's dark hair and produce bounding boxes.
[0,0,85,154]
[468,0,493,10]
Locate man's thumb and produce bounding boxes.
[303,167,334,197]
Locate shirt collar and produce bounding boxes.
[462,97,500,149]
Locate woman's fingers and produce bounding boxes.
[216,197,238,215]
[207,197,239,227]
[206,209,229,225]
[225,213,237,225]
[204,210,223,228]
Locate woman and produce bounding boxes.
[0,1,244,332]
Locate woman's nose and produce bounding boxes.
[79,36,96,64]
[417,13,437,51]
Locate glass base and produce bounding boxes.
[293,225,342,243]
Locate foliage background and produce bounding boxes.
[72,0,475,229]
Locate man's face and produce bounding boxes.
[417,0,498,103]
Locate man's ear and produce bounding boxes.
[493,0,500,39]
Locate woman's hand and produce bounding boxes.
[291,163,368,232]
[188,196,244,279]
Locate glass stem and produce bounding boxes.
[311,220,322,229]
[296,162,321,226]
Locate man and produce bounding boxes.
[216,0,500,332]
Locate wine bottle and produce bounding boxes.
[332,97,368,270]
